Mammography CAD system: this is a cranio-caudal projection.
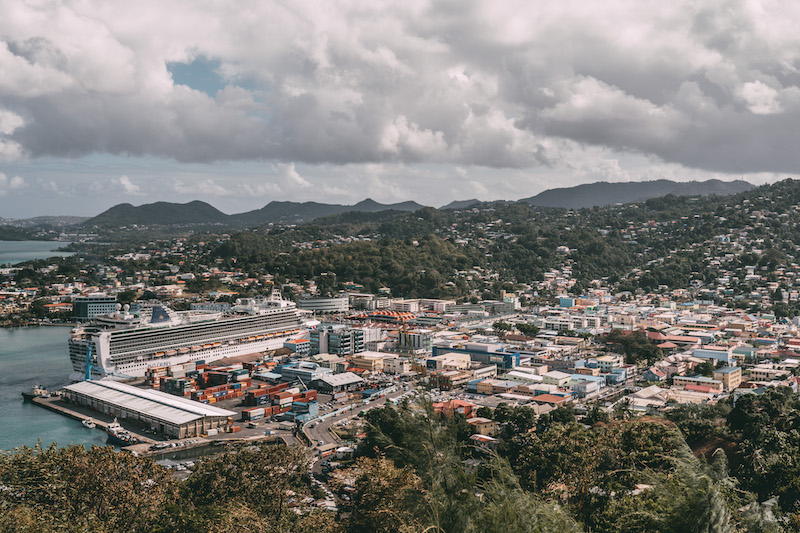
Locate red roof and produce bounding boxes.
[685,384,718,393]
[665,335,701,343]
[531,394,570,405]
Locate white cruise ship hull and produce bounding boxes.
[69,302,306,380]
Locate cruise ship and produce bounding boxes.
[68,289,306,381]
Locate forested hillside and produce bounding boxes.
[204,178,800,304]
[5,389,798,532]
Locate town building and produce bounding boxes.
[62,380,235,439]
[73,294,117,320]
[712,366,743,391]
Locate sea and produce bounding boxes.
[0,240,73,266]
[0,326,108,451]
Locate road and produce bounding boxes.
[304,387,409,474]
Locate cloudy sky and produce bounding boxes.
[1,0,798,217]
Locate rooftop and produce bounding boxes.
[318,372,364,386]
[64,380,235,426]
[713,366,741,374]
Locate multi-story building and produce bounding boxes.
[749,365,791,382]
[426,352,471,371]
[297,296,350,313]
[397,329,434,353]
[73,294,117,321]
[673,375,723,391]
[712,366,743,391]
[283,338,311,356]
[596,354,622,372]
[279,361,333,383]
[309,324,365,355]
[348,351,397,373]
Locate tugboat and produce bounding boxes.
[105,418,140,446]
[21,383,51,402]
[82,418,96,429]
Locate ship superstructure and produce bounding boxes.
[68,289,305,381]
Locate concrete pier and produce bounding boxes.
[32,395,156,445]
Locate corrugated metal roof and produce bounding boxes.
[64,380,235,426]
[319,372,364,386]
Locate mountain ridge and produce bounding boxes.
[519,179,755,209]
[80,198,428,228]
[69,179,756,228]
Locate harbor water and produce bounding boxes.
[0,240,73,266]
[0,326,108,451]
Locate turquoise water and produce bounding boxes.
[0,326,108,451]
[0,240,73,266]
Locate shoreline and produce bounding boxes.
[1,321,77,329]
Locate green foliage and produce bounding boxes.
[330,456,427,533]
[516,323,540,337]
[469,456,581,533]
[493,320,512,332]
[360,402,580,532]
[603,329,662,365]
[665,402,731,446]
[213,233,485,298]
[0,443,177,532]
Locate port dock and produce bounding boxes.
[32,395,156,445]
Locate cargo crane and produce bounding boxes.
[296,377,309,391]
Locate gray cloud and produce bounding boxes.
[0,0,799,177]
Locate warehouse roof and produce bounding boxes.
[64,380,235,426]
[318,372,364,386]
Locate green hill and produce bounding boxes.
[81,200,232,227]
[520,179,754,208]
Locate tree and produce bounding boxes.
[0,443,177,532]
[475,406,494,419]
[585,404,610,425]
[517,323,540,337]
[493,321,512,333]
[331,456,427,533]
[29,298,48,319]
[116,290,139,304]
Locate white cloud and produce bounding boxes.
[0,173,24,196]
[2,0,800,215]
[738,80,782,114]
[171,178,232,196]
[112,175,143,195]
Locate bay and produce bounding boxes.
[0,326,108,451]
[0,240,73,266]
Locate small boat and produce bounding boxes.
[82,418,96,429]
[105,418,140,446]
[21,384,51,402]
